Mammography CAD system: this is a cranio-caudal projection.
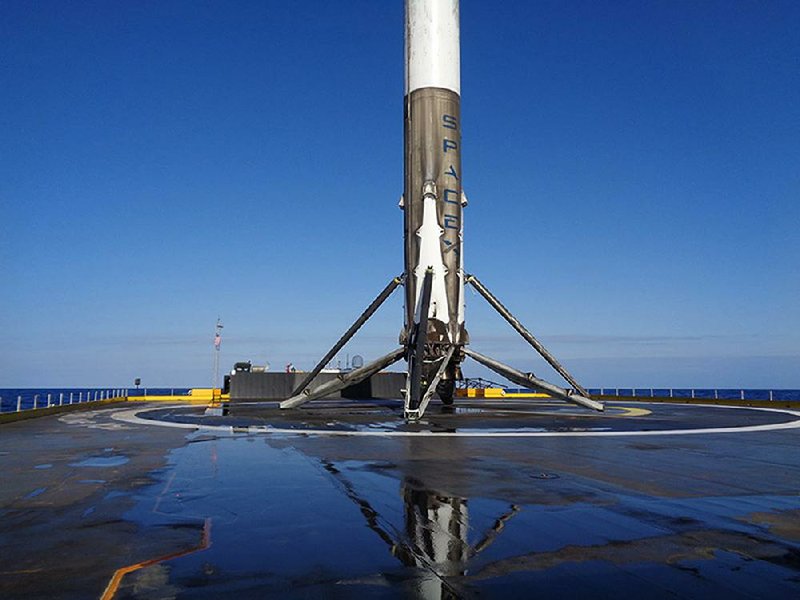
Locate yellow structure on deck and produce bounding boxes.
[128,389,229,405]
[456,388,550,399]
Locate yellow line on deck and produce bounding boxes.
[100,518,211,600]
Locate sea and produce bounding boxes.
[0,387,797,414]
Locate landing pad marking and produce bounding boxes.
[109,403,800,438]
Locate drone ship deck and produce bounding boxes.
[1,397,799,598]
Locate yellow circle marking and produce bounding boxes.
[608,405,652,417]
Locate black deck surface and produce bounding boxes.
[1,400,799,598]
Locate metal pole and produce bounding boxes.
[769,390,773,401]
[292,275,404,397]
[466,275,589,397]
[691,389,695,399]
[17,395,22,412]
[59,393,64,406]
[741,389,745,400]
[34,394,39,409]
[47,393,52,408]
[714,389,718,399]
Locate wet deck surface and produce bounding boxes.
[1,400,799,598]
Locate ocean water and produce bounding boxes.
[0,388,191,413]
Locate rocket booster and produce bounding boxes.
[402,0,466,358]
[282,0,599,417]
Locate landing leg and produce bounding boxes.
[291,275,404,399]
[281,348,405,409]
[405,268,433,415]
[464,348,603,411]
[466,274,590,398]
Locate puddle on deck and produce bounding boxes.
[110,432,800,598]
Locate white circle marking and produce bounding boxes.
[110,403,800,438]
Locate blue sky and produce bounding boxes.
[2,0,798,388]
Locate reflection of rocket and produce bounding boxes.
[400,486,469,599]
[322,457,520,599]
[402,487,469,574]
[401,0,466,417]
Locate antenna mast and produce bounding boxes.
[213,318,223,389]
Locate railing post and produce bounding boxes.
[714,389,718,399]
[669,388,673,398]
[47,393,52,407]
[59,392,63,406]
[34,394,39,409]
[740,389,745,400]
[17,395,22,412]
[691,389,695,399]
[769,390,774,401]
[70,392,74,404]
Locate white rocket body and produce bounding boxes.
[402,0,466,362]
